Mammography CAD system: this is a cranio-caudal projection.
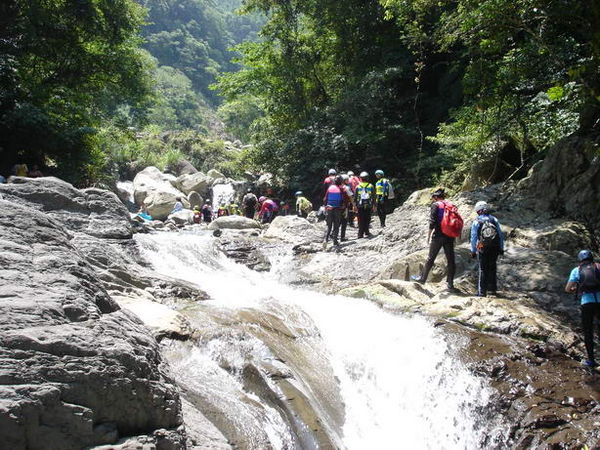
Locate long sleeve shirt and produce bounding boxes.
[470,213,504,253]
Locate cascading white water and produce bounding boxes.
[212,183,235,207]
[135,231,498,449]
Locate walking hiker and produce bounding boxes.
[470,201,504,297]
[340,174,355,241]
[565,250,600,368]
[354,172,374,239]
[258,196,279,224]
[411,188,463,290]
[242,189,259,219]
[375,169,391,228]
[201,200,213,223]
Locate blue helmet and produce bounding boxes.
[295,191,303,196]
[578,250,593,261]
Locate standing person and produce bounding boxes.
[295,191,312,218]
[347,171,360,192]
[470,201,504,297]
[323,169,337,196]
[565,250,600,368]
[354,172,374,239]
[28,165,43,178]
[411,189,461,290]
[227,199,241,216]
[374,169,391,228]
[322,175,347,250]
[344,174,357,227]
[242,189,259,219]
[201,200,213,223]
[340,174,355,241]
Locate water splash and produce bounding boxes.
[212,183,235,208]
[135,232,498,449]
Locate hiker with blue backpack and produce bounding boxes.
[565,250,600,368]
[470,201,504,297]
[412,188,463,291]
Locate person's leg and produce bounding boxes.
[332,209,341,245]
[582,303,595,363]
[357,208,366,238]
[324,210,333,242]
[478,251,491,296]
[340,211,347,240]
[442,237,456,287]
[488,249,499,293]
[419,237,444,282]
[364,209,372,236]
[377,201,385,227]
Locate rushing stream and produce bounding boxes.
[135,231,499,449]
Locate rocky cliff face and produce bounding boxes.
[0,178,185,449]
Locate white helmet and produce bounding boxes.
[328,168,337,175]
[360,171,369,178]
[347,171,354,177]
[475,201,489,213]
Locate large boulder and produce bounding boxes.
[133,167,188,219]
[206,169,225,183]
[168,209,194,226]
[0,177,132,239]
[208,216,261,230]
[0,199,183,449]
[188,191,203,209]
[175,172,211,196]
[256,173,273,190]
[169,159,198,177]
[263,216,319,243]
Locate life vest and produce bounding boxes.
[193,211,202,224]
[227,203,240,215]
[324,184,345,209]
[375,178,390,197]
[217,207,228,217]
[356,182,374,208]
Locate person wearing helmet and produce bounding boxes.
[295,191,312,218]
[323,168,337,194]
[322,175,350,249]
[227,199,241,216]
[374,169,391,228]
[354,172,374,238]
[192,205,202,224]
[242,189,259,219]
[469,201,504,297]
[258,196,279,224]
[217,201,229,217]
[201,200,213,223]
[340,175,355,240]
[565,250,600,368]
[347,170,360,192]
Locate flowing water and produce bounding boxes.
[135,231,500,449]
[212,183,236,207]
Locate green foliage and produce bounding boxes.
[0,0,152,185]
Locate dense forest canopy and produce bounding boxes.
[0,0,597,192]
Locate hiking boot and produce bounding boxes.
[322,240,327,251]
[583,359,598,368]
[446,282,457,292]
[340,237,348,242]
[333,240,340,247]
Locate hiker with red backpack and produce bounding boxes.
[412,188,463,291]
[565,250,600,369]
[470,201,504,297]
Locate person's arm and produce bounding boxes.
[565,268,578,293]
[428,203,438,243]
[470,220,479,255]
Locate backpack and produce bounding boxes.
[478,218,500,248]
[579,262,600,294]
[387,182,395,200]
[438,201,463,238]
[243,194,257,208]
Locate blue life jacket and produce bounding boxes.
[325,185,344,208]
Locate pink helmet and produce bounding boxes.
[259,196,266,203]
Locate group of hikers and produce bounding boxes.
[134,168,600,370]
[0,163,44,184]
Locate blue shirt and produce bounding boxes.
[568,267,600,305]
[470,214,504,253]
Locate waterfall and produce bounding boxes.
[135,231,500,449]
[212,183,235,208]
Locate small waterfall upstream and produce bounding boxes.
[135,231,500,449]
[212,183,236,207]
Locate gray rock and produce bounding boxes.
[263,216,319,243]
[175,172,211,196]
[0,197,183,449]
[133,167,188,220]
[167,210,194,226]
[208,216,261,230]
[187,191,203,209]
